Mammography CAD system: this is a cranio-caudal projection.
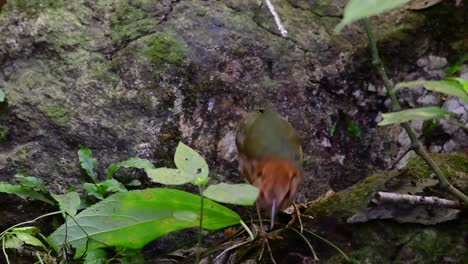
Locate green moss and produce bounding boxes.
[401,153,468,190]
[307,153,468,219]
[145,33,186,65]
[7,0,64,14]
[46,106,77,126]
[308,172,396,219]
[111,0,156,47]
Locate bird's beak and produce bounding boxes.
[270,199,277,230]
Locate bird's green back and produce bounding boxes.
[236,109,302,165]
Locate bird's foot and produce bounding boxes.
[255,225,282,264]
[286,202,314,233]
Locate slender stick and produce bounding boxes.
[372,191,463,209]
[362,18,468,205]
[264,0,288,36]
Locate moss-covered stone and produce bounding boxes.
[145,33,186,65]
[46,106,76,126]
[111,0,159,47]
[304,153,468,264]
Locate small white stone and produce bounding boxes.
[331,154,345,165]
[417,93,438,106]
[319,137,331,148]
[217,131,237,162]
[429,145,442,153]
[442,139,458,152]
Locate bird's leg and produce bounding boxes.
[286,202,314,233]
[256,203,277,264]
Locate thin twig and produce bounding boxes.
[362,18,468,205]
[372,191,463,209]
[302,229,352,262]
[290,227,319,262]
[2,236,10,264]
[264,0,288,36]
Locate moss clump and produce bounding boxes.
[145,33,186,65]
[46,106,76,126]
[307,153,468,219]
[307,171,396,219]
[6,0,64,15]
[401,153,468,190]
[111,0,156,47]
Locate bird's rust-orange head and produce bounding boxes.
[248,158,302,227]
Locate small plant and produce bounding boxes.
[1,143,258,263]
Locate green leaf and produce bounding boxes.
[4,235,23,249]
[107,157,155,179]
[83,183,104,200]
[0,88,5,102]
[146,168,193,185]
[0,183,55,205]
[51,192,81,217]
[48,188,240,258]
[450,78,468,94]
[445,54,468,77]
[11,227,40,235]
[378,107,457,126]
[78,145,98,183]
[14,173,49,193]
[15,233,46,248]
[346,120,361,138]
[83,248,108,264]
[395,80,468,103]
[203,183,259,206]
[118,249,145,264]
[84,180,127,200]
[174,142,209,180]
[335,0,411,33]
[126,179,142,187]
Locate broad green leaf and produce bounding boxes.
[11,226,40,235]
[83,248,108,264]
[14,173,49,193]
[395,80,468,103]
[5,235,23,249]
[48,188,240,258]
[15,233,46,248]
[335,0,411,33]
[146,168,193,185]
[107,157,155,179]
[450,78,468,94]
[203,183,259,206]
[378,107,457,126]
[51,192,81,217]
[0,183,55,205]
[0,88,5,102]
[78,145,98,183]
[174,142,209,180]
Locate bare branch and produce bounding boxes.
[372,191,464,209]
[264,0,288,37]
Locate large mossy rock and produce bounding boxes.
[0,0,466,260]
[302,153,468,264]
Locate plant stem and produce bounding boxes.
[362,18,468,204]
[195,186,205,264]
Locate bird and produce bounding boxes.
[236,108,303,229]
